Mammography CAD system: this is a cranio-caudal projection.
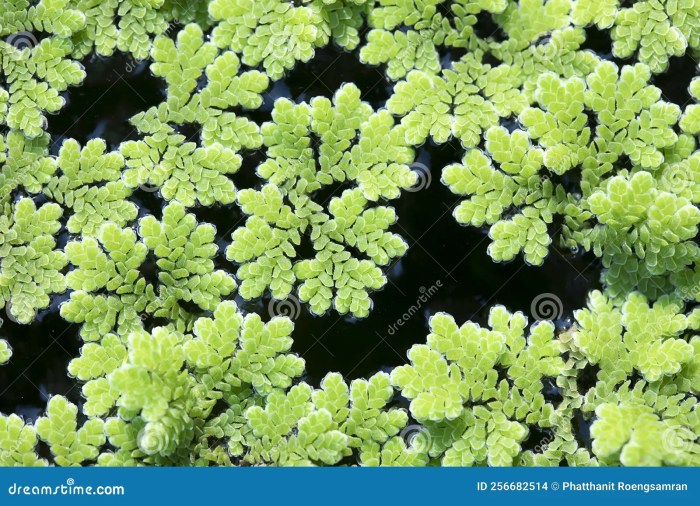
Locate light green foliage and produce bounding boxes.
[3,0,700,470]
[109,326,197,457]
[572,287,700,465]
[228,84,415,317]
[44,138,136,235]
[0,340,10,364]
[0,414,44,466]
[582,377,700,465]
[140,202,237,316]
[584,62,679,168]
[584,171,700,296]
[243,371,414,466]
[387,52,526,147]
[62,222,155,342]
[69,333,128,417]
[312,372,418,465]
[591,402,700,466]
[574,290,698,382]
[489,0,600,98]
[69,0,209,60]
[360,0,507,80]
[0,132,55,203]
[131,24,268,151]
[681,78,700,135]
[0,322,11,363]
[497,0,572,44]
[245,384,349,465]
[293,188,406,317]
[0,0,86,37]
[184,300,304,396]
[62,203,235,342]
[0,36,85,138]
[210,0,370,80]
[572,0,700,73]
[35,396,105,466]
[94,302,304,465]
[443,62,687,277]
[391,306,564,465]
[443,126,563,265]
[519,73,591,175]
[0,198,66,324]
[122,129,241,207]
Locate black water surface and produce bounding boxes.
[652,52,698,106]
[46,52,165,153]
[284,45,392,109]
[0,298,82,419]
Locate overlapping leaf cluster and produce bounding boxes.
[228,83,417,317]
[572,0,700,73]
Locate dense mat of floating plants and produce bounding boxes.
[0,0,699,466]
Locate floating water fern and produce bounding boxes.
[572,0,700,73]
[129,23,268,153]
[0,198,66,324]
[391,306,566,465]
[1,0,700,469]
[0,36,84,138]
[45,138,136,235]
[360,0,507,80]
[228,83,416,317]
[210,0,370,80]
[61,202,235,346]
[0,131,55,203]
[574,290,698,382]
[387,51,526,147]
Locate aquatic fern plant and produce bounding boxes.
[1,0,699,468]
[228,83,416,317]
[391,306,566,465]
[0,198,66,324]
[61,203,236,342]
[571,0,700,73]
[360,0,507,80]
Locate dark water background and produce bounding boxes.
[1,23,696,455]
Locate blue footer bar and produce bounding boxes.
[0,468,697,505]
